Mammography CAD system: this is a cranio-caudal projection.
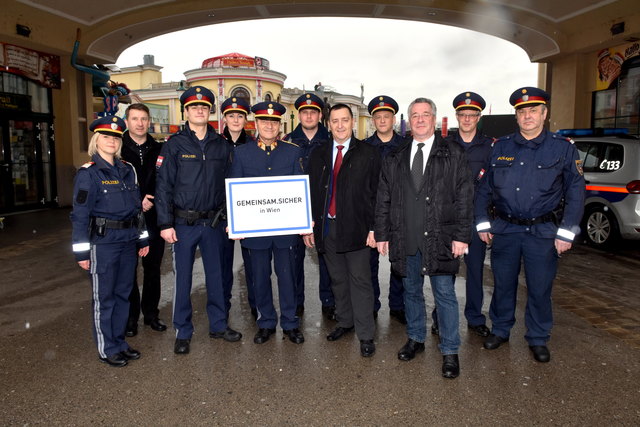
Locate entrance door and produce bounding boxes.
[0,118,57,212]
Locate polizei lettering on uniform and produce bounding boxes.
[236,197,303,206]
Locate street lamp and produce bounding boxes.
[290,111,295,133]
[176,80,187,128]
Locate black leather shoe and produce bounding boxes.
[390,309,407,324]
[250,307,258,319]
[209,327,242,342]
[322,305,336,321]
[529,345,551,363]
[99,353,128,367]
[120,347,141,360]
[125,318,138,337]
[431,323,439,336]
[326,326,354,341]
[295,305,304,317]
[442,354,460,379]
[468,324,490,337]
[144,317,167,332]
[484,334,509,350]
[254,328,276,344]
[360,339,375,357]
[174,338,190,354]
[398,339,425,361]
[283,328,305,344]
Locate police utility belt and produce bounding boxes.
[90,216,139,237]
[495,211,558,227]
[174,207,226,227]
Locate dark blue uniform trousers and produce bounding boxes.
[172,223,227,339]
[463,231,487,326]
[489,232,557,346]
[89,241,137,358]
[223,236,255,313]
[294,238,334,308]
[250,245,298,330]
[369,248,404,312]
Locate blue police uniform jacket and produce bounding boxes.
[364,131,405,158]
[284,122,329,168]
[155,123,232,228]
[229,139,304,249]
[474,129,585,242]
[71,154,148,261]
[448,131,494,191]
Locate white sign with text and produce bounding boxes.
[225,175,312,238]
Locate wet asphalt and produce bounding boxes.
[0,208,639,425]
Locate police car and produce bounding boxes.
[558,128,640,248]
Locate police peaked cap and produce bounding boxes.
[509,87,549,108]
[180,86,214,108]
[452,92,486,111]
[89,116,126,136]
[294,93,324,112]
[221,97,251,115]
[368,95,399,115]
[251,101,286,120]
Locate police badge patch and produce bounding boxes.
[575,159,583,175]
[156,156,164,169]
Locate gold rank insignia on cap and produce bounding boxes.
[196,88,201,92]
[466,92,471,97]
[306,94,311,98]
[522,89,527,94]
[232,97,237,102]
[112,117,118,122]
[379,96,384,101]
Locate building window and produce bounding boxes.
[592,56,640,136]
[264,93,272,102]
[230,87,251,104]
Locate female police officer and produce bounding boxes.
[71,116,150,367]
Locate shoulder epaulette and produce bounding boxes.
[281,139,300,148]
[551,133,575,144]
[81,161,95,169]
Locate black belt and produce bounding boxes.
[496,210,555,226]
[174,208,216,223]
[93,217,137,229]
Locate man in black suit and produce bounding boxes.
[375,97,473,378]
[303,104,382,357]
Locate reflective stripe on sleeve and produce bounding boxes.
[476,222,491,232]
[557,228,575,241]
[73,242,90,252]
[139,230,149,240]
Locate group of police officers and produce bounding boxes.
[71,83,584,377]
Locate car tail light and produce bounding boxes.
[627,180,640,194]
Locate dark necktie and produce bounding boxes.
[328,145,344,217]
[411,143,425,189]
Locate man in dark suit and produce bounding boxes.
[121,103,167,337]
[230,101,305,345]
[303,103,382,357]
[375,98,473,378]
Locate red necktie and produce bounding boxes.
[328,145,344,217]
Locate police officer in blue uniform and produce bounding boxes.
[71,116,149,367]
[364,95,406,323]
[475,87,585,363]
[432,92,494,337]
[230,101,305,345]
[155,86,242,355]
[220,96,257,319]
[283,93,335,320]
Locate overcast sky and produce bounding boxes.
[116,17,538,120]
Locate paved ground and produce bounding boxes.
[0,209,639,425]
